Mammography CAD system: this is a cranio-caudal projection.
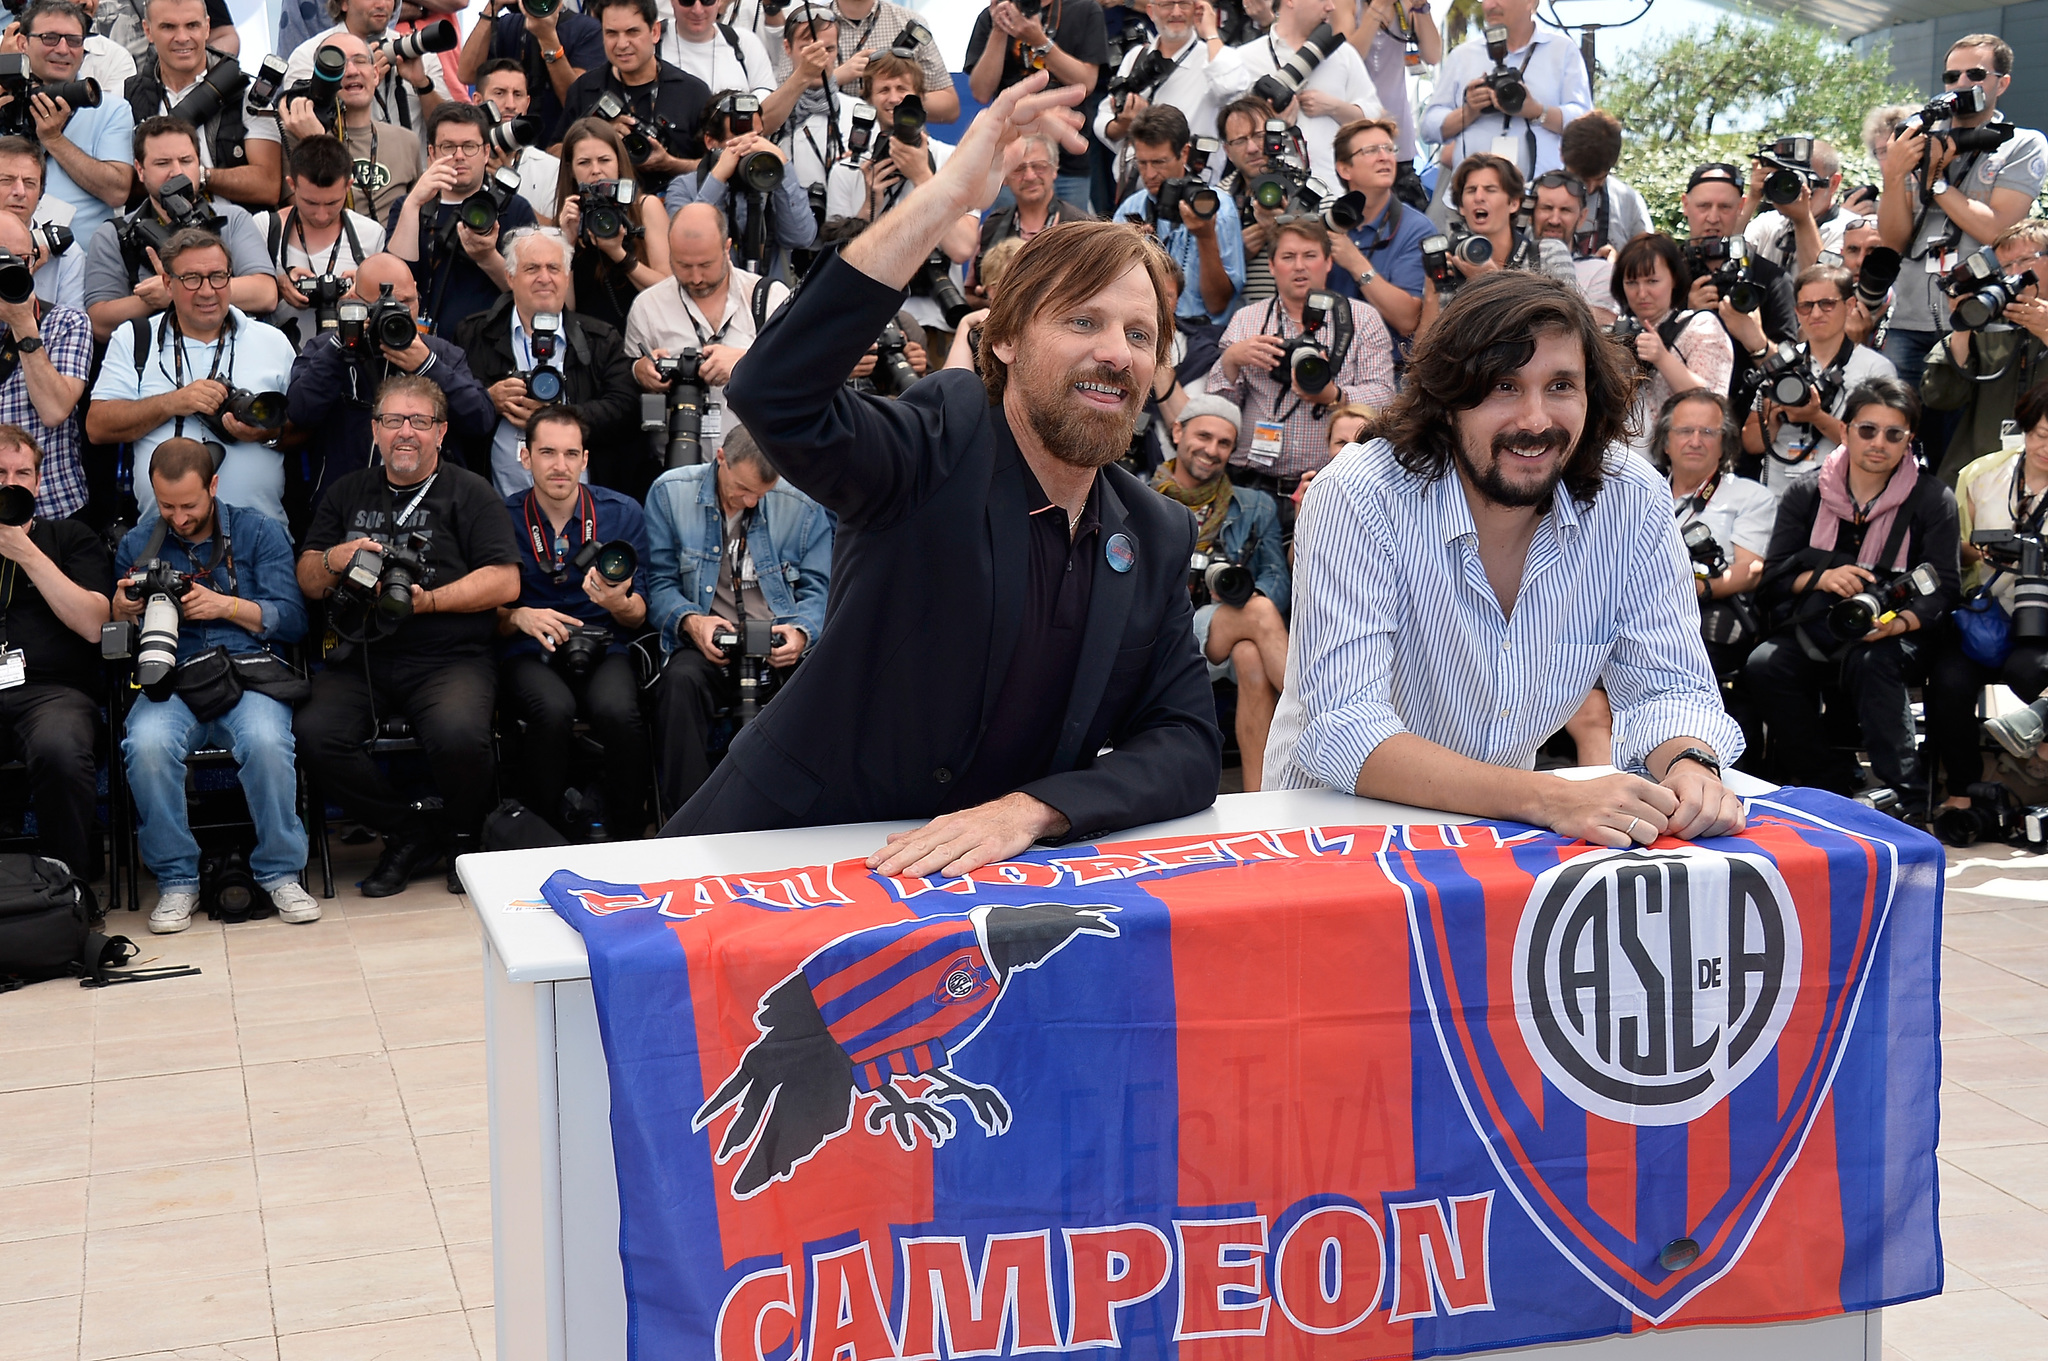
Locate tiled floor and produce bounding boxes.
[3,838,2047,1359]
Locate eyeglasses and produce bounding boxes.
[1670,426,1721,442]
[1850,421,1911,445]
[29,32,85,48]
[172,270,230,290]
[1012,161,1053,176]
[374,413,444,431]
[1532,170,1586,198]
[1224,134,1259,150]
[1795,296,1842,314]
[1349,142,1398,158]
[433,141,487,158]
[1943,66,1993,85]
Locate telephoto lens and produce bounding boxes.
[1856,246,1901,313]
[38,77,100,110]
[388,19,458,61]
[871,320,918,396]
[522,0,561,15]
[227,389,288,429]
[1204,558,1255,610]
[0,249,33,304]
[1322,190,1364,232]
[134,582,183,686]
[169,60,248,128]
[738,150,784,193]
[30,221,71,259]
[486,114,540,156]
[0,482,32,525]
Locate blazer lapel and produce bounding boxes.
[980,417,1028,722]
[1052,473,1137,772]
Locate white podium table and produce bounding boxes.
[462,777,1882,1361]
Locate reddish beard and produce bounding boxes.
[1015,355,1142,470]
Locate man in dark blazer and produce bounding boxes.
[662,72,1221,877]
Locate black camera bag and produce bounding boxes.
[173,645,244,722]
[0,853,100,990]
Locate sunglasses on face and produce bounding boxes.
[1943,67,1993,85]
[1795,296,1842,314]
[1851,422,1911,445]
[29,32,85,48]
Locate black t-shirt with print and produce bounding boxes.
[304,462,522,661]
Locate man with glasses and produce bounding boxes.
[282,0,449,135]
[1525,168,1612,322]
[1094,0,1247,185]
[7,1,134,247]
[294,373,523,897]
[1877,33,2047,392]
[83,116,280,342]
[1924,221,2048,485]
[1745,378,1961,821]
[555,0,714,199]
[391,102,538,339]
[966,0,1109,211]
[85,226,297,523]
[971,132,1091,300]
[1216,92,1282,305]
[1741,263,1896,491]
[1325,115,1429,343]
[659,0,778,125]
[277,34,421,228]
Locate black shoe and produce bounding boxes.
[446,832,479,895]
[361,835,445,898]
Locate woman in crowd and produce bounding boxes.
[553,120,671,332]
[1926,380,2048,810]
[1610,233,1733,458]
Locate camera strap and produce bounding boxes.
[1904,148,1985,263]
[162,310,237,443]
[389,472,438,530]
[523,487,597,579]
[1673,474,1719,522]
[2011,454,2048,533]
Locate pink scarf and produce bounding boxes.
[1811,448,1919,570]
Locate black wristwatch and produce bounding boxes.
[412,78,434,95]
[1665,747,1723,779]
[15,335,42,354]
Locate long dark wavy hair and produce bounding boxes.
[1371,270,1641,507]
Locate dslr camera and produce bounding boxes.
[552,625,612,678]
[522,312,564,403]
[299,271,347,333]
[1603,314,1651,369]
[109,558,193,687]
[1152,174,1221,225]
[1949,255,2037,331]
[445,166,522,246]
[242,54,289,112]
[481,98,541,157]
[1479,25,1528,115]
[169,58,249,129]
[0,54,99,139]
[331,530,432,638]
[1246,120,1321,213]
[910,249,972,327]
[1755,135,1818,207]
[267,44,344,125]
[205,388,288,445]
[115,172,226,271]
[711,616,787,723]
[1895,87,2017,158]
[845,100,878,158]
[870,94,925,165]
[576,178,638,242]
[1188,545,1256,610]
[560,536,636,587]
[336,281,419,357]
[1250,21,1340,114]
[1110,45,1178,111]
[1682,520,1727,582]
[1683,234,1762,313]
[592,90,681,163]
[1820,562,1941,646]
[1972,528,2048,643]
[1933,781,2048,850]
[1752,340,1817,408]
[1266,289,1350,396]
[643,347,708,469]
[889,19,932,60]
[867,320,919,397]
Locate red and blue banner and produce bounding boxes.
[540,788,1944,1360]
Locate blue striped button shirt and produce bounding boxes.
[1264,438,1744,792]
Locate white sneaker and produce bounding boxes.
[269,881,321,925]
[148,888,199,934]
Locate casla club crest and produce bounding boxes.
[1386,806,1902,1323]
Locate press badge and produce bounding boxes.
[1489,135,1522,164]
[1249,419,1285,467]
[0,647,24,690]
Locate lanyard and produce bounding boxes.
[1352,198,1403,259]
[684,279,734,348]
[0,551,16,648]
[390,472,438,529]
[2012,455,2048,532]
[161,312,236,441]
[1673,476,1717,520]
[524,488,597,579]
[292,209,350,277]
[173,514,239,597]
[723,505,753,601]
[835,4,881,53]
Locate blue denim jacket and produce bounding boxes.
[643,464,833,655]
[115,501,309,660]
[1214,486,1290,619]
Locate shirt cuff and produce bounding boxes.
[1616,700,1746,777]
[1296,704,1408,794]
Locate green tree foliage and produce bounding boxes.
[1601,6,1919,148]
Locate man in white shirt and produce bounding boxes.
[1095,0,1248,179]
[660,0,777,111]
[285,0,451,134]
[8,0,135,247]
[1743,137,1850,273]
[76,0,136,90]
[255,134,387,347]
[1233,0,1379,186]
[624,201,788,454]
[1418,0,1591,186]
[477,59,563,222]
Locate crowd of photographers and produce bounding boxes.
[0,0,2045,927]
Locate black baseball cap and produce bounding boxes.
[1686,163,1744,194]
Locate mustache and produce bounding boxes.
[1492,428,1572,458]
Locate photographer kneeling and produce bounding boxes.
[113,438,314,934]
[497,405,652,841]
[1151,395,1290,789]
[1745,379,1961,819]
[1926,380,2048,812]
[294,376,522,897]
[644,423,830,815]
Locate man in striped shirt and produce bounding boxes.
[1266,269,1747,847]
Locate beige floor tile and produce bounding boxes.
[1948,1143,2048,1214]
[1,1176,86,1243]
[276,1309,479,1361]
[429,1181,491,1246]
[0,1084,92,1185]
[1942,950,2021,992]
[0,1231,83,1304]
[230,977,375,1026]
[93,1023,243,1083]
[1884,1284,2048,1361]
[446,1239,492,1312]
[235,1012,387,1067]
[0,976,97,1015]
[92,992,236,1043]
[364,967,474,1012]
[255,1137,428,1209]
[0,1041,96,1094]
[90,1068,251,1175]
[0,1294,81,1361]
[1945,911,2048,957]
[245,1053,406,1156]
[465,1305,492,1358]
[1939,1034,2048,1091]
[1986,947,2048,991]
[386,1041,484,1093]
[1938,1209,2048,1288]
[85,1209,267,1293]
[270,1245,461,1334]
[415,1129,488,1190]
[1939,1161,2031,1216]
[1945,981,2048,1034]
[1944,1088,2048,1151]
[379,998,486,1052]
[354,936,482,981]
[264,1187,445,1267]
[106,1340,279,1361]
[346,909,479,944]
[0,1005,93,1052]
[399,1081,487,1137]
[226,948,366,992]
[79,1270,274,1361]
[87,1157,259,1231]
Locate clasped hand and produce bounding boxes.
[1546,765,1744,849]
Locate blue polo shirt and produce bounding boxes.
[502,484,650,660]
[1325,193,1434,343]
[1113,184,1245,325]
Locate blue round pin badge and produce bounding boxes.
[1105,532,1136,573]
